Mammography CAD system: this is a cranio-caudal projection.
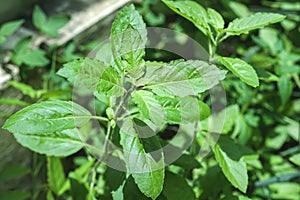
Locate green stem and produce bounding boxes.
[208,39,217,62]
[89,115,109,122]
[89,160,101,198]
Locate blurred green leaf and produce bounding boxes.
[0,191,30,200]
[289,153,300,166]
[0,19,24,36]
[47,156,66,195]
[278,75,293,105]
[162,172,196,200]
[0,165,30,181]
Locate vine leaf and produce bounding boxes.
[111,4,147,74]
[213,136,248,193]
[226,12,285,36]
[138,60,226,97]
[120,118,164,199]
[217,56,259,87]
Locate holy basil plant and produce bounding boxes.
[2,2,285,199]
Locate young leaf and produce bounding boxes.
[226,12,286,36]
[138,60,226,97]
[97,67,125,96]
[47,157,66,195]
[217,56,259,87]
[111,4,147,73]
[162,0,210,36]
[0,19,24,36]
[213,136,248,193]
[3,100,91,135]
[133,90,166,131]
[120,118,164,199]
[207,8,224,30]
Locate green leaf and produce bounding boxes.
[162,0,210,36]
[2,100,90,156]
[68,159,94,200]
[111,4,147,73]
[69,174,89,200]
[0,98,30,106]
[0,191,30,200]
[133,90,166,131]
[162,172,196,200]
[13,128,83,157]
[32,5,68,37]
[155,96,210,125]
[123,176,149,200]
[57,59,84,84]
[207,8,224,30]
[217,56,259,87]
[289,153,300,166]
[0,35,6,43]
[47,157,66,195]
[97,66,124,96]
[11,38,49,67]
[213,136,248,193]
[8,80,46,99]
[47,191,55,200]
[278,75,293,105]
[16,49,49,67]
[33,6,47,30]
[0,165,30,181]
[155,96,181,124]
[43,14,69,37]
[200,104,239,134]
[228,2,251,18]
[58,58,122,93]
[226,12,286,36]
[104,167,126,191]
[172,154,200,170]
[138,60,226,97]
[120,118,164,199]
[3,100,91,135]
[0,19,24,36]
